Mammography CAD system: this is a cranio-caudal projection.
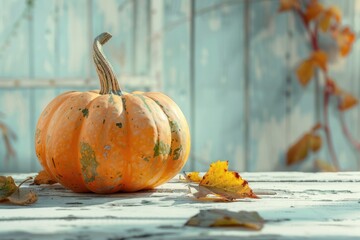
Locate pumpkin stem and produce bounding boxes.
[93,32,122,95]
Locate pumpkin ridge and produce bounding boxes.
[36,91,77,178]
[76,94,104,191]
[144,92,190,187]
[140,94,172,187]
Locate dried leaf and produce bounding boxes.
[339,91,358,111]
[278,0,300,12]
[8,188,38,205]
[185,172,202,183]
[32,170,57,185]
[296,51,327,86]
[296,59,315,86]
[185,209,264,230]
[319,6,341,32]
[332,27,356,57]
[314,159,338,172]
[311,51,328,71]
[304,0,324,22]
[0,176,17,200]
[286,131,322,166]
[198,161,258,200]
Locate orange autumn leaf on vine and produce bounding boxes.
[278,0,300,12]
[339,91,358,111]
[333,27,356,57]
[296,51,327,86]
[328,80,358,111]
[286,126,322,166]
[319,6,341,32]
[196,161,258,200]
[304,0,324,22]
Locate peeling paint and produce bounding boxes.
[80,142,99,183]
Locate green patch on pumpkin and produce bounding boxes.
[82,108,89,118]
[80,142,99,183]
[169,121,180,133]
[153,140,171,157]
[173,146,183,160]
[135,94,152,112]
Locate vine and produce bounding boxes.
[279,0,357,170]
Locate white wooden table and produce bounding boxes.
[1,172,360,239]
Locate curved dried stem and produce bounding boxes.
[93,32,122,95]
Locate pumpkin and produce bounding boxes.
[35,32,191,193]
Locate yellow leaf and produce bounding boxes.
[32,170,57,185]
[198,161,257,200]
[278,0,300,12]
[0,176,17,201]
[305,0,324,22]
[296,59,315,86]
[185,209,264,230]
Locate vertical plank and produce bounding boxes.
[162,0,192,171]
[194,1,245,171]
[57,0,90,78]
[248,1,302,171]
[134,0,150,75]
[0,0,32,172]
[92,0,124,78]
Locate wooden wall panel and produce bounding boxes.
[194,1,245,171]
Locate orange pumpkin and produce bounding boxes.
[35,32,191,193]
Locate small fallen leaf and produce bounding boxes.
[7,188,38,205]
[198,161,258,200]
[185,209,264,230]
[278,0,300,12]
[32,170,58,185]
[0,176,37,205]
[185,172,202,183]
[0,176,17,201]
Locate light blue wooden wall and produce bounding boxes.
[0,0,359,173]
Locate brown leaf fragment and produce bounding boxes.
[32,170,58,185]
[0,176,17,200]
[185,209,264,230]
[8,188,38,205]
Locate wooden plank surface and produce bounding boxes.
[1,172,359,239]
